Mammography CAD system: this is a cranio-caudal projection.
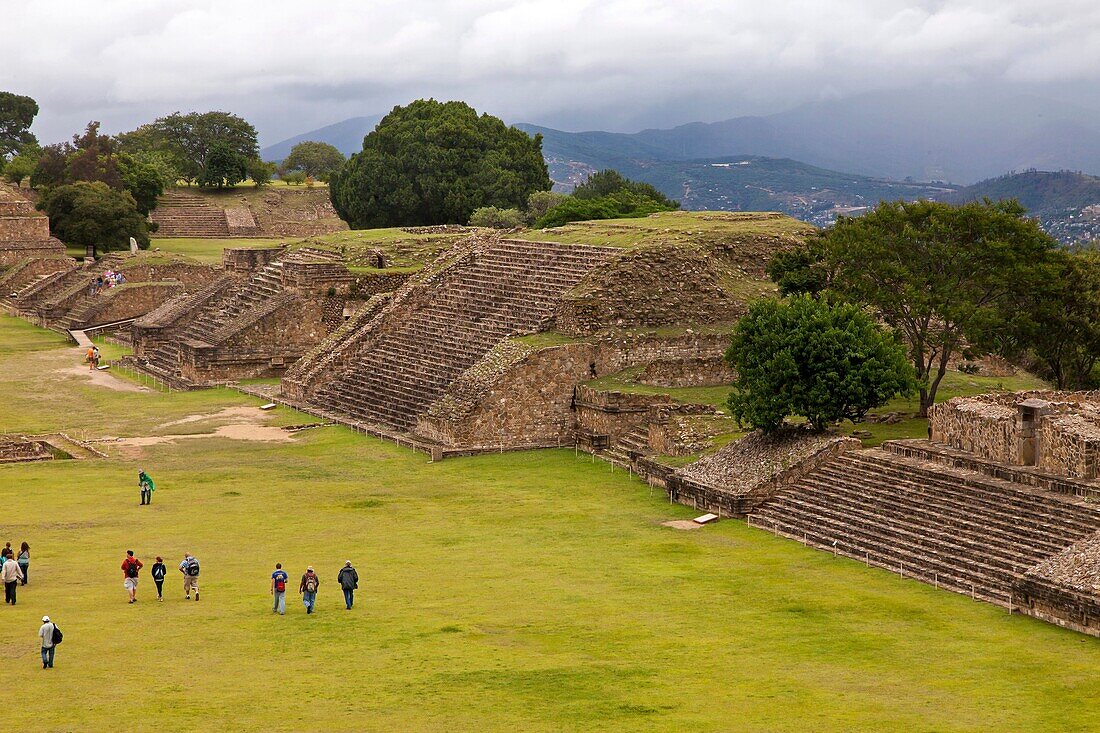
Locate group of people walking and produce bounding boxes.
[2,542,31,605]
[122,550,200,602]
[271,561,359,614]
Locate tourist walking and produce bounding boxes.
[3,553,24,604]
[86,346,95,370]
[17,542,29,585]
[151,556,166,601]
[39,615,59,669]
[337,561,359,610]
[271,563,288,615]
[300,566,319,614]
[138,470,155,505]
[180,553,199,600]
[122,550,143,603]
[92,346,100,368]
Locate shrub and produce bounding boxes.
[525,190,567,223]
[281,170,307,186]
[468,206,525,229]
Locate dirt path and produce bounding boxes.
[58,358,148,392]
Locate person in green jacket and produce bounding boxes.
[139,470,156,506]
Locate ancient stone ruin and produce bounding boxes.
[0,186,68,266]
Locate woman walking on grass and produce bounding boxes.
[17,543,29,585]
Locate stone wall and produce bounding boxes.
[575,385,671,443]
[668,430,862,517]
[0,256,76,296]
[930,395,1018,464]
[1014,531,1100,637]
[222,246,284,274]
[71,282,185,328]
[647,406,734,457]
[0,436,52,463]
[416,332,732,447]
[1037,412,1100,480]
[638,356,735,387]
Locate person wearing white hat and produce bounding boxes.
[337,561,359,611]
[38,616,57,669]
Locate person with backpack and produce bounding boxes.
[17,542,29,585]
[121,550,143,603]
[337,561,359,610]
[151,556,167,601]
[2,553,24,604]
[179,553,199,600]
[138,470,155,506]
[39,615,60,668]
[299,567,319,614]
[270,563,288,615]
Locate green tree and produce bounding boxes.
[283,141,345,181]
[573,169,678,208]
[776,199,1062,416]
[525,190,567,223]
[197,141,248,188]
[1006,248,1100,389]
[725,295,915,433]
[65,121,122,189]
[123,111,259,185]
[280,169,306,186]
[30,143,70,189]
[2,143,39,185]
[468,206,525,228]
[534,189,675,228]
[37,181,149,258]
[118,153,175,215]
[0,91,38,158]
[330,99,550,228]
[247,158,276,187]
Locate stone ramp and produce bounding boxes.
[748,448,1100,607]
[307,238,618,431]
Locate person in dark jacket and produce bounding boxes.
[150,556,166,601]
[299,567,319,614]
[337,561,359,610]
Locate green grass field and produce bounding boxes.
[1,313,1099,732]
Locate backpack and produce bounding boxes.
[274,573,286,593]
[186,558,200,576]
[51,625,63,645]
[125,559,139,578]
[304,574,318,593]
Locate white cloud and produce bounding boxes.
[2,0,1098,142]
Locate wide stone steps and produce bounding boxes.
[749,450,1100,606]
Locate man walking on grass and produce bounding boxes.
[271,563,288,615]
[122,550,142,603]
[180,553,199,600]
[300,566,319,614]
[3,553,24,605]
[338,561,359,610]
[39,616,57,668]
[138,470,155,505]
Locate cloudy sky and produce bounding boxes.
[4,0,1100,145]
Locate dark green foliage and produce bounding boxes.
[2,143,38,185]
[30,144,69,189]
[329,99,551,228]
[118,153,173,215]
[247,159,276,187]
[1003,248,1100,389]
[573,169,678,208]
[65,122,122,188]
[37,182,149,257]
[197,142,248,188]
[121,111,259,186]
[785,199,1062,415]
[766,239,830,296]
[283,141,344,181]
[0,91,38,157]
[726,295,915,432]
[525,190,567,223]
[534,189,675,228]
[468,206,525,228]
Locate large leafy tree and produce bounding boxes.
[121,111,258,186]
[572,169,678,208]
[197,141,248,188]
[330,99,551,228]
[37,181,150,258]
[770,199,1062,416]
[725,295,915,433]
[0,91,38,158]
[283,141,345,181]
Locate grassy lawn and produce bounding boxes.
[1,313,1098,731]
[149,237,286,264]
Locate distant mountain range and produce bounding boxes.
[260,90,1100,243]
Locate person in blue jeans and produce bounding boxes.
[271,563,288,615]
[337,561,359,610]
[299,566,319,614]
[39,616,56,669]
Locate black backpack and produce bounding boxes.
[125,560,139,578]
[51,625,63,645]
[187,558,200,576]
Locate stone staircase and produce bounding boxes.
[749,449,1100,606]
[603,424,651,466]
[150,191,229,238]
[310,239,617,431]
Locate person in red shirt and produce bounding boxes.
[121,550,143,604]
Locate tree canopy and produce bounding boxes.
[37,181,150,258]
[329,99,551,228]
[769,199,1063,416]
[725,295,915,433]
[0,91,38,158]
[118,111,259,186]
[533,169,679,228]
[572,169,677,208]
[283,141,345,181]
